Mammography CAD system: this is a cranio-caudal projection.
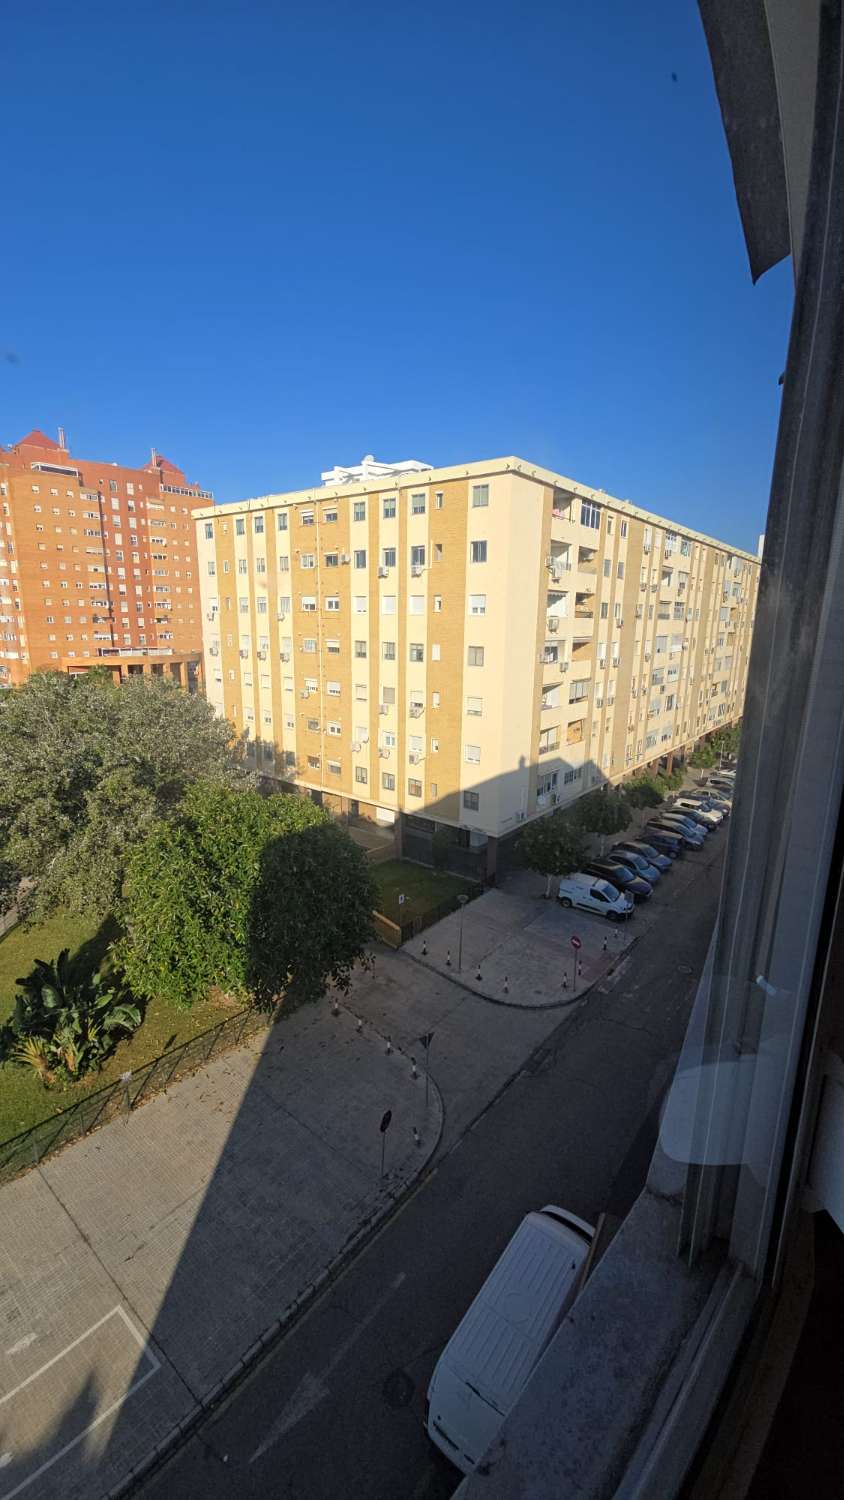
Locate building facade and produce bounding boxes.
[0,429,212,686]
[195,457,759,871]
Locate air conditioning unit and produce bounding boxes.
[300,689,310,698]
[378,748,390,759]
[239,648,248,658]
[340,553,351,564]
[409,704,424,717]
[257,649,267,660]
[411,564,423,577]
[208,643,219,657]
[378,565,389,577]
[280,651,291,661]
[643,542,651,553]
[547,617,559,633]
[351,741,361,752]
[409,751,423,765]
[379,703,389,714]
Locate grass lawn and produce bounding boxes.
[372,859,479,924]
[0,909,237,1143]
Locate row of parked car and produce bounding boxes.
[557,771,736,921]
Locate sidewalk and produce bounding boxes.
[403,886,634,1007]
[0,1005,441,1500]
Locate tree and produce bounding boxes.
[0,670,249,922]
[119,782,376,1011]
[572,789,631,852]
[624,776,665,813]
[519,812,589,897]
[689,742,716,769]
[6,948,140,1086]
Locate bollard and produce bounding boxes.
[421,940,428,956]
[562,972,568,990]
[413,1126,422,1148]
[356,1016,363,1033]
[411,1057,418,1079]
[386,1036,393,1055]
[503,975,509,994]
[603,936,608,953]
[577,961,583,978]
[446,949,452,967]
[331,997,340,1016]
[476,968,482,983]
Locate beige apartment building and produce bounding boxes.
[195,457,759,876]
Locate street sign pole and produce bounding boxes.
[379,1108,392,1177]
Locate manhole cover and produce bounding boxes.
[382,1368,415,1409]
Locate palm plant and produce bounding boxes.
[10,949,141,1085]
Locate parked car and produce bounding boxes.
[682,792,731,818]
[613,838,675,871]
[671,798,723,828]
[608,847,662,884]
[557,873,634,921]
[426,1205,595,1474]
[706,774,735,794]
[640,826,686,857]
[582,859,653,902]
[646,819,704,851]
[657,811,708,839]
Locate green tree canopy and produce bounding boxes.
[623,776,665,811]
[119,782,376,1010]
[689,743,716,769]
[519,812,588,897]
[0,670,248,922]
[572,788,631,844]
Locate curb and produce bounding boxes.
[105,1013,445,1500]
[400,940,636,1011]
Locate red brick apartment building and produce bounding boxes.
[0,429,212,687]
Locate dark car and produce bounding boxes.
[683,793,731,818]
[608,847,662,884]
[642,825,686,856]
[645,820,703,851]
[613,839,675,871]
[582,860,653,902]
[658,813,707,843]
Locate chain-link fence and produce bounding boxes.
[0,1004,271,1188]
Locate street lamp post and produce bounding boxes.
[456,893,469,972]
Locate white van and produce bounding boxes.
[557,872,634,921]
[426,1206,595,1473]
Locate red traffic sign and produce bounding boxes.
[570,935,582,951]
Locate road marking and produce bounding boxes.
[249,1272,406,1463]
[0,1307,159,1500]
[4,1336,36,1358]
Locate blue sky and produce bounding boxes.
[3,1,791,552]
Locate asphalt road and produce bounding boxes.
[143,837,725,1500]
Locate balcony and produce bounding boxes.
[574,606,594,621]
[571,639,592,663]
[409,703,424,718]
[577,545,598,574]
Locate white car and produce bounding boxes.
[673,797,723,828]
[557,872,634,921]
[426,1206,595,1473]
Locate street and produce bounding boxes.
[142,835,725,1500]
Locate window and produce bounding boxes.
[354,639,367,657]
[383,496,396,519]
[307,755,320,770]
[411,493,426,514]
[409,642,424,662]
[326,637,340,654]
[302,637,317,653]
[254,516,264,534]
[237,558,248,574]
[354,596,367,613]
[382,595,396,614]
[354,549,367,568]
[435,491,444,509]
[204,522,213,540]
[463,790,480,811]
[257,598,268,615]
[301,595,317,612]
[468,594,486,616]
[382,640,396,661]
[432,691,441,708]
[470,540,488,563]
[239,596,249,613]
[256,557,266,574]
[300,553,315,569]
[324,552,339,568]
[603,559,611,577]
[409,595,424,615]
[471,484,489,508]
[327,680,341,696]
[353,500,366,522]
[355,766,368,784]
[382,547,396,567]
[300,510,314,526]
[277,512,288,531]
[408,778,422,797]
[355,683,367,701]
[617,561,625,579]
[620,520,628,538]
[382,772,396,790]
[465,744,481,764]
[433,594,442,612]
[581,500,601,529]
[325,596,340,612]
[327,760,341,775]
[433,543,443,562]
[411,544,426,568]
[431,643,441,661]
[236,518,245,536]
[382,685,396,704]
[600,601,609,619]
[207,560,216,575]
[323,508,338,524]
[569,680,589,702]
[467,644,484,667]
[327,721,342,736]
[306,717,320,732]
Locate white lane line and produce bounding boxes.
[0,1307,160,1500]
[250,1271,407,1463]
